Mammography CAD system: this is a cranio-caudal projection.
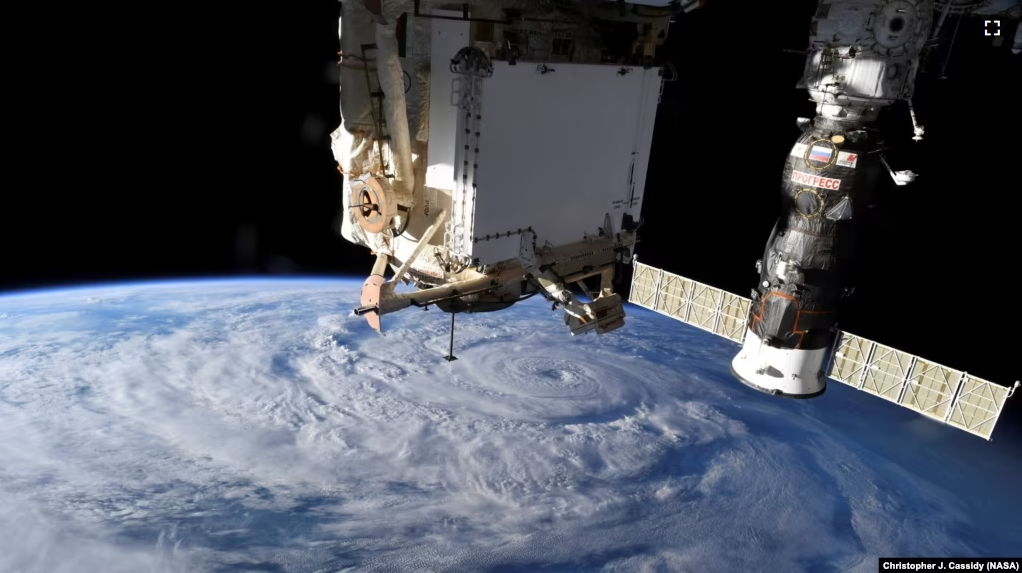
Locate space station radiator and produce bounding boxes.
[628,259,1018,441]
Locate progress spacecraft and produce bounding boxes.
[330,0,1019,439]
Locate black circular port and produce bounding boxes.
[794,189,823,218]
[890,16,905,32]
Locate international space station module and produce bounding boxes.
[334,0,674,336]
[728,0,937,397]
[330,0,1018,439]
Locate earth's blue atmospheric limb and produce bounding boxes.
[0,280,1018,572]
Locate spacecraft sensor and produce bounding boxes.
[330,0,1019,439]
[730,0,935,397]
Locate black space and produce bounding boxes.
[6,3,1020,429]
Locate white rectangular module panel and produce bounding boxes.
[425,11,469,191]
[462,62,661,264]
[629,260,1017,440]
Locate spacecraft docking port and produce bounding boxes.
[731,0,935,397]
[329,0,1019,439]
[624,0,1018,438]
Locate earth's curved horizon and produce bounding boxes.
[1,278,1019,572]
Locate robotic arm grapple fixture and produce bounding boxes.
[731,0,933,397]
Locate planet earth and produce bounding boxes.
[0,279,1019,572]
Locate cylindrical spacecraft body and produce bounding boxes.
[731,119,884,397]
[731,0,932,397]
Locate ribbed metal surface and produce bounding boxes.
[630,259,1014,440]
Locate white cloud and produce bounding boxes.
[0,282,1019,572]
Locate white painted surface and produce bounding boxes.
[731,329,828,396]
[464,62,660,263]
[425,11,470,191]
[471,234,523,266]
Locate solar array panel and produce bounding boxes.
[629,259,1017,440]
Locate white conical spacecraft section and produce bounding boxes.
[730,0,936,397]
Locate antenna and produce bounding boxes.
[444,312,458,362]
[938,15,962,80]
[630,259,1020,440]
